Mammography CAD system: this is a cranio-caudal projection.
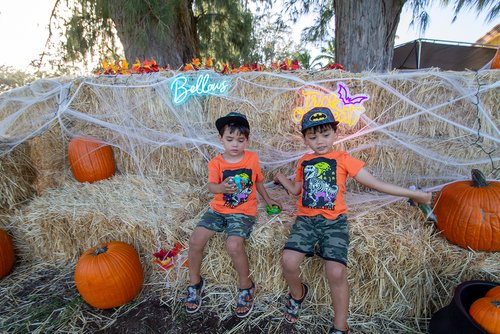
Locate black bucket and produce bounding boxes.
[429,280,499,334]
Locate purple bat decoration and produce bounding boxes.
[337,83,369,105]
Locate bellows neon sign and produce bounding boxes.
[170,72,231,104]
[293,83,369,127]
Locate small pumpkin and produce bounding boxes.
[74,241,144,309]
[0,229,15,279]
[68,136,116,183]
[433,169,500,251]
[469,297,500,334]
[487,286,500,299]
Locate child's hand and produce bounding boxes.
[222,177,237,194]
[274,173,286,185]
[267,199,282,210]
[410,190,432,205]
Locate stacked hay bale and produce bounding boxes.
[0,143,36,212]
[10,175,210,262]
[0,69,498,330]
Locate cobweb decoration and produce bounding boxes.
[0,69,498,220]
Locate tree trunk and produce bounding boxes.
[334,0,404,72]
[108,0,198,68]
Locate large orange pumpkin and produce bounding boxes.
[68,136,116,183]
[74,241,144,309]
[469,297,500,334]
[0,229,15,279]
[433,169,500,251]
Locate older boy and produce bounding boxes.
[275,107,431,333]
[184,112,280,318]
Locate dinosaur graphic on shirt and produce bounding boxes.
[301,158,338,209]
[222,169,253,208]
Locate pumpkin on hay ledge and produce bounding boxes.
[0,229,15,279]
[68,136,116,183]
[74,241,144,309]
[433,169,500,251]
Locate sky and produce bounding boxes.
[0,1,498,71]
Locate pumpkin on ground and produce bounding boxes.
[487,286,500,299]
[469,297,500,334]
[68,136,116,183]
[74,241,144,309]
[433,169,500,251]
[0,229,15,279]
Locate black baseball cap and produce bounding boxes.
[301,107,339,132]
[215,112,250,132]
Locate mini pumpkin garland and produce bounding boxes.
[433,169,500,251]
[74,241,144,309]
[0,229,15,279]
[68,136,116,183]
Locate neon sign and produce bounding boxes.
[170,72,231,104]
[293,83,369,127]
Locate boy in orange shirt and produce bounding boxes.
[275,107,431,334]
[184,112,280,317]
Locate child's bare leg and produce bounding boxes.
[282,249,306,298]
[325,261,349,331]
[226,236,252,288]
[188,226,215,285]
[281,249,307,324]
[226,236,255,316]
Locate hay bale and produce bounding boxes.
[2,70,497,188]
[0,142,36,210]
[26,124,67,194]
[156,186,499,321]
[4,168,499,326]
[10,175,210,266]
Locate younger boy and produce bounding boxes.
[184,111,280,318]
[275,107,431,334]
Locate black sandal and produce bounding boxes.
[184,277,205,313]
[235,281,256,318]
[284,283,309,324]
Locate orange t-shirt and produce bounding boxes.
[208,150,264,216]
[295,150,365,220]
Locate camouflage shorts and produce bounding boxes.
[284,214,349,265]
[197,208,256,239]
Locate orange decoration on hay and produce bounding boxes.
[96,57,344,75]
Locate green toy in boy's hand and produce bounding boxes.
[408,185,436,223]
[266,204,281,215]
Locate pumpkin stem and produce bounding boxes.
[471,169,489,188]
[93,246,108,255]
